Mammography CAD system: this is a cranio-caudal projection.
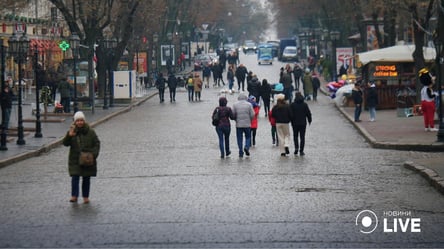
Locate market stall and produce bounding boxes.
[357,45,436,110]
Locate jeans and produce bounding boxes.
[284,88,292,103]
[236,127,251,156]
[216,126,231,157]
[187,86,194,101]
[71,176,91,198]
[354,104,362,121]
[1,108,11,129]
[228,79,234,90]
[368,107,376,121]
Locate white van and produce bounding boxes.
[281,46,298,62]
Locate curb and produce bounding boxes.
[404,161,444,194]
[0,93,157,168]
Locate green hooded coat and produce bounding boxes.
[63,123,100,176]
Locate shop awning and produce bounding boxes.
[357,45,436,66]
[30,39,61,53]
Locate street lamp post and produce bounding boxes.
[153,33,158,73]
[0,39,7,150]
[69,33,80,113]
[186,30,191,67]
[433,38,444,142]
[202,24,209,54]
[8,32,29,145]
[103,38,117,109]
[33,44,42,137]
[330,30,340,81]
[167,32,173,74]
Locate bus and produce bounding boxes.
[257,44,273,65]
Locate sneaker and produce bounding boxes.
[285,147,290,155]
[294,150,298,155]
[370,119,375,122]
[300,151,305,156]
[430,128,439,132]
[226,151,231,157]
[281,153,286,157]
[244,148,250,156]
[425,128,430,132]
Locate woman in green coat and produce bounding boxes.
[63,111,100,204]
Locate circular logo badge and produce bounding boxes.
[356,210,378,234]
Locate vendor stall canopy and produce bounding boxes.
[357,45,436,66]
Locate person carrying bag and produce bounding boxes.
[63,111,100,204]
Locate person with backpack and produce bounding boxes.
[212,96,234,158]
[186,74,194,101]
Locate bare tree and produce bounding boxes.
[48,0,140,97]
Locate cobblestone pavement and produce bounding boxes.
[0,54,443,248]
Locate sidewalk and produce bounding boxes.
[320,80,444,194]
[0,88,158,168]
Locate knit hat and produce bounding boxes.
[276,94,285,100]
[73,111,86,121]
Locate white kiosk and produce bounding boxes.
[113,70,136,100]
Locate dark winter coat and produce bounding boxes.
[366,87,378,108]
[58,79,73,98]
[155,77,166,89]
[290,97,312,126]
[235,65,248,81]
[271,102,292,124]
[0,88,13,109]
[247,77,261,98]
[167,75,178,89]
[260,82,272,101]
[352,87,363,105]
[63,123,100,177]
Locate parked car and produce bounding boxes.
[281,46,298,62]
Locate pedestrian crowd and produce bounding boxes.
[210,63,316,159]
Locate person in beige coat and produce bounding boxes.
[193,72,203,101]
